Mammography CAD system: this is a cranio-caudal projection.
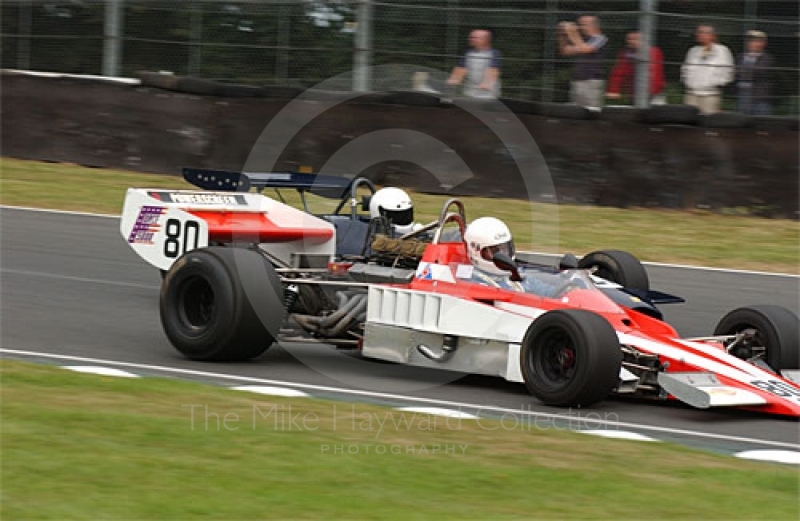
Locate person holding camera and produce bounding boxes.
[559,15,608,109]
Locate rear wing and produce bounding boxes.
[182,168,376,218]
[183,168,353,199]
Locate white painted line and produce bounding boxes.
[518,250,799,278]
[2,348,798,451]
[3,69,141,85]
[64,365,140,378]
[395,406,479,420]
[0,205,120,219]
[734,450,800,465]
[579,430,660,442]
[2,205,797,278]
[230,385,310,398]
[2,268,158,290]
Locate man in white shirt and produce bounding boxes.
[681,24,734,114]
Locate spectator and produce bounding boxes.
[737,30,773,115]
[558,15,609,109]
[446,29,501,98]
[606,31,667,105]
[681,24,734,114]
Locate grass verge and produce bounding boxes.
[2,360,798,519]
[1,157,798,273]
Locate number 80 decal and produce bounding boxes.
[750,379,800,400]
[164,218,201,258]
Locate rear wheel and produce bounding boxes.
[521,310,622,407]
[713,305,799,373]
[578,250,649,291]
[160,247,284,361]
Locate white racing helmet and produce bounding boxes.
[464,217,515,275]
[369,187,414,227]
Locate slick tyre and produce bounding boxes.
[578,249,650,291]
[521,310,622,407]
[714,305,800,373]
[160,247,284,361]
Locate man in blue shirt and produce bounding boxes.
[447,29,502,98]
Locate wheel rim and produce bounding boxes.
[726,323,767,362]
[530,327,578,390]
[177,275,216,331]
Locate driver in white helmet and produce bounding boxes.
[464,216,523,290]
[464,216,567,296]
[369,187,423,236]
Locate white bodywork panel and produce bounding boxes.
[363,286,535,381]
[120,188,335,270]
[657,372,767,408]
[120,189,210,271]
[366,286,534,342]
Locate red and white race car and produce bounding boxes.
[120,171,800,417]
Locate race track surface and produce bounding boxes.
[2,207,798,454]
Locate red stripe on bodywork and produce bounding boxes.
[188,211,333,243]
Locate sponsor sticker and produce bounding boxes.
[416,262,433,280]
[415,262,456,283]
[127,206,166,244]
[148,191,248,206]
[169,193,244,205]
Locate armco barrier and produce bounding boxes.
[2,71,797,218]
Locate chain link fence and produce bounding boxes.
[2,0,798,114]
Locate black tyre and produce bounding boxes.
[160,247,284,361]
[521,310,622,407]
[713,305,799,373]
[578,249,650,291]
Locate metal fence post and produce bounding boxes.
[17,0,32,70]
[635,0,656,108]
[446,0,459,73]
[354,0,373,92]
[542,0,558,102]
[188,1,203,77]
[102,0,123,77]
[276,3,290,83]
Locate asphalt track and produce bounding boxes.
[2,207,799,455]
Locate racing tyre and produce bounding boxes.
[713,305,799,373]
[578,250,649,291]
[521,310,622,407]
[160,247,284,361]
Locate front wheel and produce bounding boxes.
[160,247,284,361]
[713,305,799,373]
[578,250,649,291]
[520,310,622,407]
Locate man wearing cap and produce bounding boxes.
[737,30,773,115]
[681,24,734,114]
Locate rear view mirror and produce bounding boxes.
[493,253,522,282]
[558,253,579,270]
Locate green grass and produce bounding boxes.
[2,360,798,520]
[1,157,798,273]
